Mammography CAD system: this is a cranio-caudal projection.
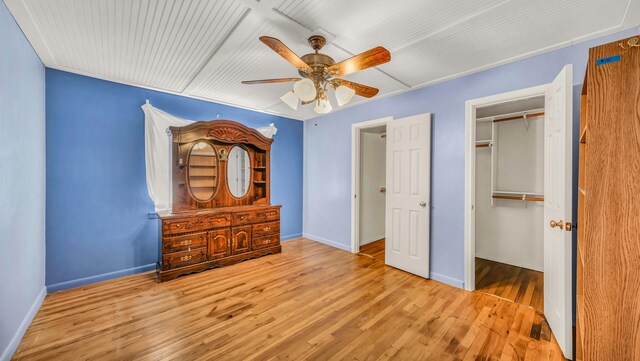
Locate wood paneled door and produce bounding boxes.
[208,229,231,259]
[543,64,573,359]
[385,113,431,279]
[231,226,251,254]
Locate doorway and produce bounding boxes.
[350,117,391,257]
[357,125,387,261]
[464,65,574,359]
[473,96,546,311]
[351,114,432,279]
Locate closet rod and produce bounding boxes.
[492,195,544,202]
[476,109,545,123]
[493,111,544,123]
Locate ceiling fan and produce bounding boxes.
[241,35,391,114]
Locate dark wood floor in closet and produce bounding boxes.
[475,257,544,312]
[359,239,385,261]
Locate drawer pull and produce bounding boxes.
[180,240,192,246]
[264,239,271,244]
[180,255,192,262]
[263,226,271,232]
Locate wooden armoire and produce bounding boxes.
[156,120,281,282]
[576,35,640,360]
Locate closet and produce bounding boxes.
[576,35,640,361]
[475,97,545,272]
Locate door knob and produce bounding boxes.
[550,220,564,229]
[419,201,427,207]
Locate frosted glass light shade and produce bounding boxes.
[280,91,298,110]
[335,85,356,106]
[293,78,317,102]
[314,98,332,114]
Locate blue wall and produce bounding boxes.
[0,1,46,360]
[46,70,303,291]
[303,27,640,288]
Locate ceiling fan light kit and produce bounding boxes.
[314,97,333,114]
[293,78,317,102]
[242,35,391,115]
[280,91,299,110]
[335,85,356,107]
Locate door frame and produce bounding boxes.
[463,84,548,291]
[351,116,393,253]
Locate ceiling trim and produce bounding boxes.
[179,8,252,93]
[391,0,511,54]
[622,0,640,27]
[46,64,306,121]
[329,42,411,88]
[3,0,56,64]
[236,0,311,36]
[307,22,640,121]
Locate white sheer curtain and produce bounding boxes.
[141,102,277,212]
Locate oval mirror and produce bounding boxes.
[227,146,251,198]
[187,142,218,201]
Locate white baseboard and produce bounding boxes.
[281,233,303,241]
[475,253,543,273]
[1,286,46,361]
[360,235,385,246]
[302,233,351,251]
[46,263,156,293]
[430,272,465,289]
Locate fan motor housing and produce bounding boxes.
[299,53,335,77]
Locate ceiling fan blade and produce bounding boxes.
[334,79,379,98]
[259,36,312,73]
[241,78,301,84]
[327,47,391,77]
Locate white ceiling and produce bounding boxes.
[6,0,640,120]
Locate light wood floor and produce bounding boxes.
[359,238,385,261]
[14,239,564,360]
[475,258,544,312]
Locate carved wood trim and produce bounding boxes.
[169,120,273,150]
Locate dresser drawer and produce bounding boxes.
[252,221,280,238]
[252,234,280,250]
[162,248,207,269]
[231,208,279,226]
[163,214,231,235]
[163,232,207,253]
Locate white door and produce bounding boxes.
[385,113,431,278]
[543,65,573,359]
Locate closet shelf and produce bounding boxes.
[492,191,544,202]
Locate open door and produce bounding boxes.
[543,64,573,359]
[385,113,431,278]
